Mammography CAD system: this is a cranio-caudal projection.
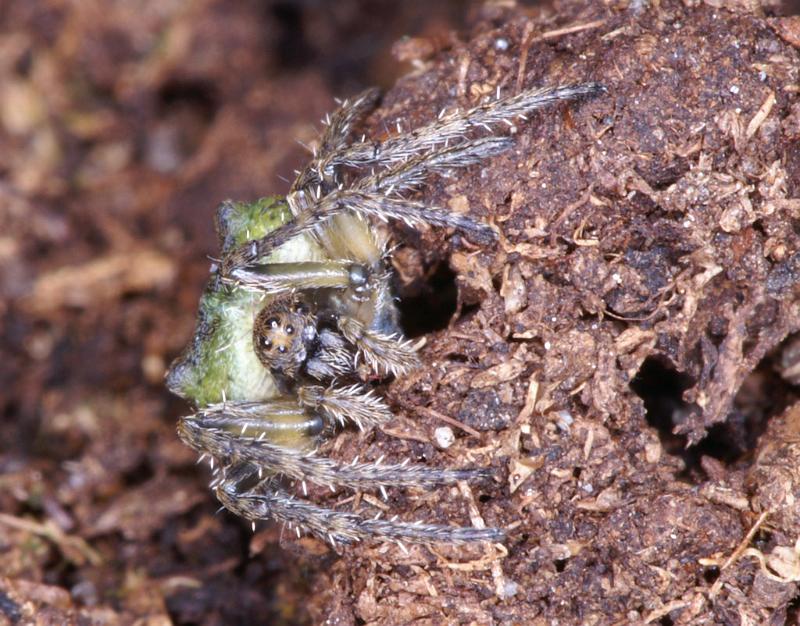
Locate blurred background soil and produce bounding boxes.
[6,0,800,625]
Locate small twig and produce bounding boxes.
[745,91,776,140]
[415,405,482,438]
[515,22,535,94]
[516,18,607,93]
[708,510,769,598]
[531,19,606,43]
[457,481,508,597]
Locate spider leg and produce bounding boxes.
[180,404,489,490]
[226,260,367,295]
[328,82,605,171]
[216,477,504,546]
[297,383,393,430]
[321,190,498,245]
[292,87,381,193]
[329,136,513,245]
[316,89,381,157]
[311,135,512,243]
[336,315,420,377]
[355,136,513,197]
[221,200,332,273]
[223,184,495,272]
[305,328,353,379]
[224,83,604,270]
[179,400,324,452]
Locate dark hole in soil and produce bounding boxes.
[659,616,674,626]
[692,350,792,467]
[703,566,720,584]
[397,262,459,338]
[457,301,481,323]
[633,345,797,479]
[630,356,695,458]
[554,558,568,573]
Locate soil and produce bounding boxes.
[4,0,800,624]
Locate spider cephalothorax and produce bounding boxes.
[167,82,604,546]
[253,298,318,379]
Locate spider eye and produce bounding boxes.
[266,317,279,328]
[277,345,287,354]
[261,337,272,349]
[285,325,294,335]
[295,303,307,314]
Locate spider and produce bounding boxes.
[166,81,604,547]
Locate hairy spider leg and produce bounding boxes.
[327,82,606,171]
[225,260,362,295]
[296,384,393,430]
[336,315,419,378]
[231,84,601,274]
[291,87,381,193]
[180,401,505,546]
[181,402,487,489]
[181,400,325,452]
[216,475,504,547]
